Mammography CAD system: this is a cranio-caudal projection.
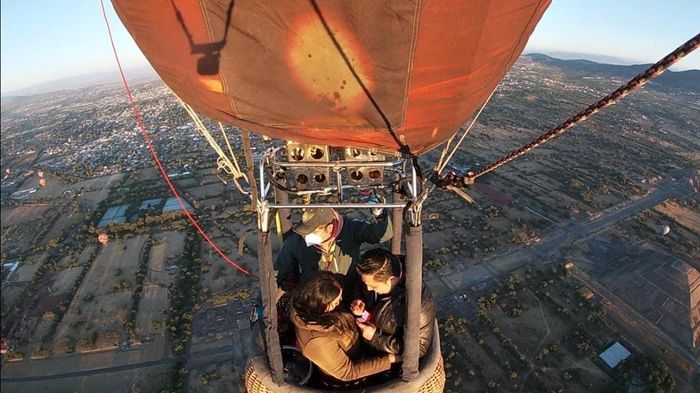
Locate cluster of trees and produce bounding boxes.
[41,246,99,346]
[510,223,538,244]
[423,256,447,271]
[124,237,153,336]
[521,268,614,367]
[476,274,526,317]
[608,355,675,393]
[112,279,133,291]
[62,335,77,353]
[439,316,480,392]
[208,288,254,306]
[85,211,189,238]
[483,204,503,218]
[81,330,99,350]
[167,230,202,355]
[535,339,562,360]
[198,370,222,385]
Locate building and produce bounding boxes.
[139,198,163,211]
[1,261,20,282]
[162,197,193,214]
[98,204,130,227]
[598,341,632,369]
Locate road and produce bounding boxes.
[535,174,691,255]
[0,343,237,384]
[1,357,177,383]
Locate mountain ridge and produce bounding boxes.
[523,53,700,92]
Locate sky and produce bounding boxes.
[1,0,698,94]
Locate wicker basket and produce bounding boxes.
[245,321,445,393]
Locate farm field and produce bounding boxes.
[51,235,148,353]
[439,267,616,393]
[135,231,185,341]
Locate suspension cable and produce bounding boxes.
[175,97,249,194]
[101,0,252,276]
[241,129,259,211]
[219,122,248,183]
[460,33,700,185]
[437,86,499,174]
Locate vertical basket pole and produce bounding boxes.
[391,191,405,255]
[257,203,284,384]
[403,223,423,381]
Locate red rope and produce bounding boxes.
[100,1,251,276]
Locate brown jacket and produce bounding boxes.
[290,307,391,382]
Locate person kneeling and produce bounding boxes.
[351,248,436,358]
[290,271,401,387]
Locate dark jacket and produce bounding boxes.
[290,307,391,382]
[275,216,392,291]
[359,257,436,357]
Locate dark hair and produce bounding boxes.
[357,248,392,281]
[291,271,354,332]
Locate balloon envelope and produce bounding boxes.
[113,0,550,155]
[98,233,109,245]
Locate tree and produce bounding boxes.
[610,355,675,393]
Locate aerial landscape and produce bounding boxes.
[1,49,698,393]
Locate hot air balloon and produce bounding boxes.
[113,0,551,156]
[110,1,700,390]
[112,1,553,391]
[37,171,44,178]
[659,224,671,236]
[39,178,47,187]
[98,233,109,245]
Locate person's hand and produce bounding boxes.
[388,353,403,363]
[350,299,365,317]
[368,194,385,217]
[356,320,376,341]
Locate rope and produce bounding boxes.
[241,130,259,211]
[437,86,498,174]
[463,33,700,185]
[101,0,251,277]
[219,122,247,183]
[423,82,499,206]
[175,97,249,191]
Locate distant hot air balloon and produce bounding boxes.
[659,224,671,236]
[98,233,109,245]
[37,171,44,178]
[4,168,10,175]
[112,0,551,155]
[39,178,47,187]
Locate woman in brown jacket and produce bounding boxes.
[290,271,401,386]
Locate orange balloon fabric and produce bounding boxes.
[113,0,550,156]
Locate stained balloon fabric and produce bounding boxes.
[113,0,551,156]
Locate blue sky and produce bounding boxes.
[1,0,698,93]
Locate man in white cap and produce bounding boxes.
[274,203,392,292]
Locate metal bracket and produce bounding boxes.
[406,201,423,227]
[256,200,272,233]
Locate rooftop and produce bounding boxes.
[599,341,631,369]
